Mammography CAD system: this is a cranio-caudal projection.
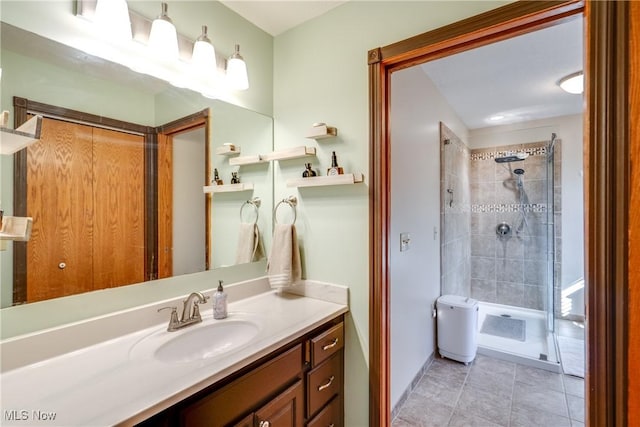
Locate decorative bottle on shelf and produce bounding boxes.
[231,172,240,184]
[302,163,317,178]
[213,168,223,185]
[213,280,228,320]
[327,151,344,176]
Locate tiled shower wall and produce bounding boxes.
[469,142,561,311]
[440,123,471,297]
[440,124,562,312]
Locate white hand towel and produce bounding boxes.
[267,223,302,288]
[235,222,264,264]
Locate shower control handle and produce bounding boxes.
[496,222,511,237]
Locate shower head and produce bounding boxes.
[494,152,529,163]
[513,168,525,175]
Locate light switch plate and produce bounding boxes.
[400,232,411,252]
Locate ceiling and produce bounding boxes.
[219,0,347,36]
[420,17,584,129]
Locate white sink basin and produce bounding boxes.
[130,315,261,363]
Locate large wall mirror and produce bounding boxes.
[0,23,274,308]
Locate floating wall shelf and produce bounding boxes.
[306,123,337,140]
[229,155,266,166]
[0,115,43,155]
[229,146,316,166]
[0,216,33,241]
[216,145,240,156]
[203,183,254,193]
[286,173,364,188]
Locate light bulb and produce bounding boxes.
[227,44,248,90]
[148,2,179,61]
[192,26,217,72]
[94,0,132,41]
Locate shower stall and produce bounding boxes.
[440,123,561,371]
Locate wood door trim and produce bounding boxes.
[629,1,640,421]
[12,97,156,304]
[365,1,635,426]
[585,1,630,425]
[12,96,154,134]
[156,109,211,272]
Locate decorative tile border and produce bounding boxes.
[470,145,548,161]
[471,203,548,213]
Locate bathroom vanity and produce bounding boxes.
[139,317,344,426]
[0,278,348,427]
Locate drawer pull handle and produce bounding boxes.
[318,375,335,391]
[259,421,270,427]
[329,424,335,427]
[323,338,339,351]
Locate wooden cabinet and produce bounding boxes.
[254,380,304,427]
[306,321,344,427]
[137,317,344,427]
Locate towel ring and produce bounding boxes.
[274,196,297,225]
[240,197,261,224]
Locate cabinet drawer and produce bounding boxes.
[180,344,302,427]
[310,322,343,367]
[306,395,342,427]
[307,352,342,417]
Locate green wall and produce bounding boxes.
[273,2,509,424]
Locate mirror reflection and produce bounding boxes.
[0,23,273,307]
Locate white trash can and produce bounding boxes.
[436,294,478,364]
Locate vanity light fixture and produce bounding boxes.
[192,25,217,73]
[227,44,249,90]
[94,0,132,41]
[148,2,179,61]
[558,71,584,94]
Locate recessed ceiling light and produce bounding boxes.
[559,71,583,94]
[489,115,505,121]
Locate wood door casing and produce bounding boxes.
[26,117,94,302]
[628,0,640,420]
[157,133,173,279]
[92,127,145,288]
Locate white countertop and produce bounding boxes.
[0,282,348,426]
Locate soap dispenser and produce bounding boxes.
[213,280,228,319]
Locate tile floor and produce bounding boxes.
[391,354,585,427]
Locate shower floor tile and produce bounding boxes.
[392,354,584,427]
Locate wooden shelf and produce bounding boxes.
[306,124,337,140]
[262,146,316,162]
[216,145,240,156]
[0,216,33,241]
[229,155,266,166]
[229,146,316,166]
[203,183,254,193]
[0,115,43,155]
[286,173,364,188]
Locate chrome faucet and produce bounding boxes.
[158,292,210,332]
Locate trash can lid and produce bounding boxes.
[437,294,477,308]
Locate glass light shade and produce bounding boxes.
[192,26,217,72]
[559,71,583,94]
[148,3,179,61]
[94,0,132,41]
[227,44,248,90]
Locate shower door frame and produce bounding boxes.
[368,1,631,426]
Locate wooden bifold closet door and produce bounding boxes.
[26,117,145,302]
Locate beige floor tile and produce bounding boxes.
[513,381,568,418]
[515,363,564,392]
[456,383,511,426]
[566,394,585,423]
